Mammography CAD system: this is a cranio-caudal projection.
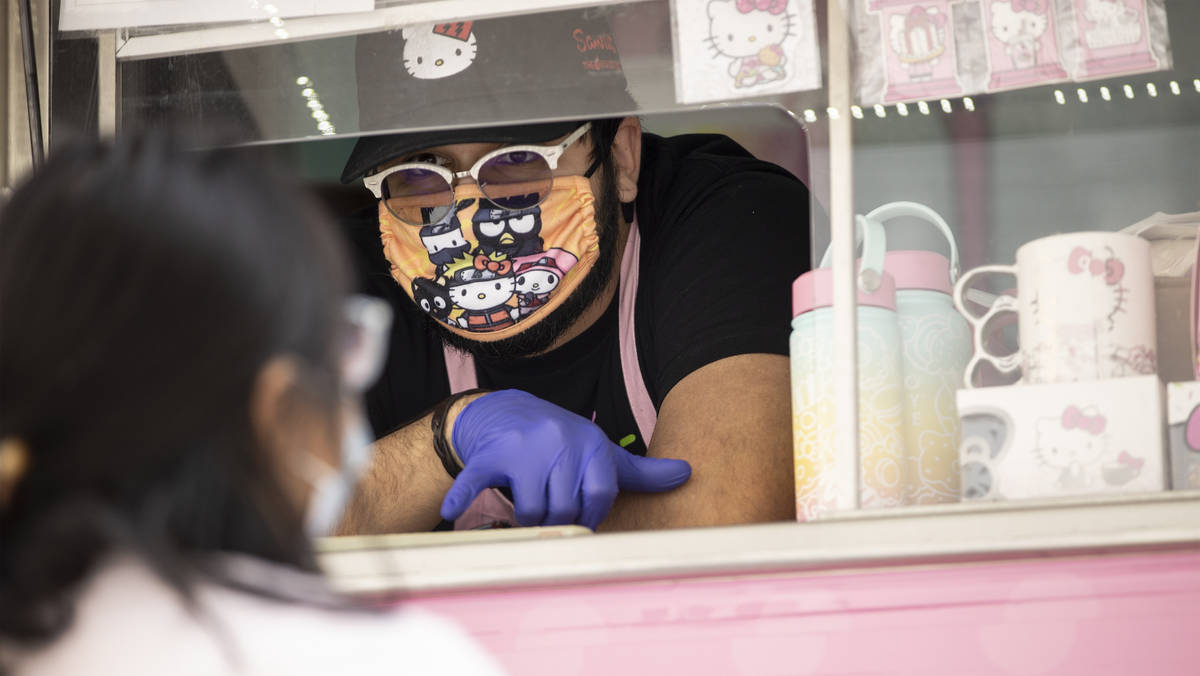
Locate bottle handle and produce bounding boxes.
[863,201,960,284]
[953,264,1020,388]
[816,211,887,293]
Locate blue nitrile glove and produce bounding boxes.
[440,389,692,530]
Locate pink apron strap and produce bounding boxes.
[442,344,478,391]
[441,217,655,529]
[618,218,657,443]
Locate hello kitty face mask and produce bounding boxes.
[378,178,598,342]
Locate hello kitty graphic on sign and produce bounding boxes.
[1068,0,1161,79]
[402,21,478,80]
[706,0,791,88]
[671,0,819,104]
[983,0,1069,90]
[867,0,964,104]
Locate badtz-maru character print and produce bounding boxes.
[445,252,520,332]
[402,22,478,79]
[672,0,819,104]
[419,198,474,275]
[472,195,544,258]
[513,248,579,317]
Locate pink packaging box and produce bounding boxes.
[1166,381,1200,490]
[958,375,1166,501]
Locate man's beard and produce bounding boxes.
[424,157,622,361]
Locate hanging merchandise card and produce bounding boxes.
[1060,0,1172,81]
[671,0,822,104]
[863,0,968,104]
[981,0,1070,91]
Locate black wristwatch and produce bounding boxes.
[429,389,487,479]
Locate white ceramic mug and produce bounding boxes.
[953,231,1156,387]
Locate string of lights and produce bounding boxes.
[799,76,1198,123]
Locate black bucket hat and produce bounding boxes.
[341,9,637,184]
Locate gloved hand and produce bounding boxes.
[440,390,692,530]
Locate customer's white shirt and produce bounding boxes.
[7,555,505,676]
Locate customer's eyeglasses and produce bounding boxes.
[362,123,592,226]
[340,295,392,393]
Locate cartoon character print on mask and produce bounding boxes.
[402,22,478,80]
[705,0,792,89]
[412,277,454,326]
[471,194,544,258]
[444,252,520,332]
[419,198,475,276]
[513,248,579,317]
[378,177,600,342]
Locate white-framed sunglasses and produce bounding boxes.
[362,122,593,227]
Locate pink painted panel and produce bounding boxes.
[412,550,1200,675]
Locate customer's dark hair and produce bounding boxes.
[0,133,352,645]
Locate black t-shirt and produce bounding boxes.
[342,132,811,457]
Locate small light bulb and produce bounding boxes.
[826,106,840,120]
[264,4,279,14]
[1054,89,1066,105]
[318,121,334,131]
[940,98,952,113]
[1076,88,1088,103]
[295,76,310,86]
[1123,84,1135,99]
[1193,78,1200,93]
[274,29,288,39]
[963,97,975,111]
[1099,86,1111,101]
[269,16,283,27]
[917,100,930,115]
[850,105,863,119]
[897,102,909,116]
[1169,81,1181,95]
[301,88,314,98]
[307,100,323,110]
[803,109,817,123]
[874,104,887,118]
[1147,82,1158,97]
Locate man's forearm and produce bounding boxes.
[338,393,487,535]
[338,411,451,534]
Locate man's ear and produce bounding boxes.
[609,116,642,204]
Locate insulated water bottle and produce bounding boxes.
[857,203,971,504]
[791,216,906,520]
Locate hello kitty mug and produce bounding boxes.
[953,231,1157,387]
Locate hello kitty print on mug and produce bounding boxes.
[953,231,1157,387]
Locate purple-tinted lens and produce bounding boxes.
[382,167,454,225]
[478,150,553,208]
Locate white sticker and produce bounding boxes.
[672,0,822,105]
